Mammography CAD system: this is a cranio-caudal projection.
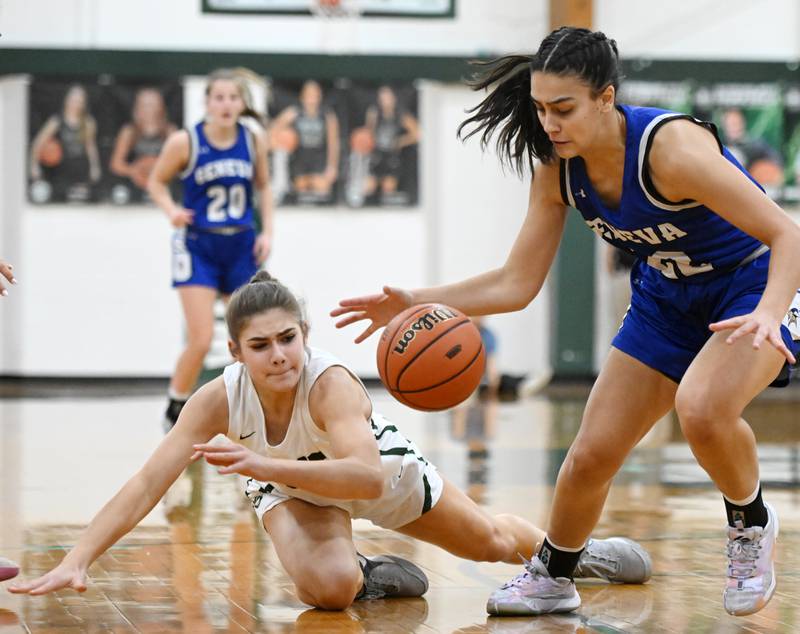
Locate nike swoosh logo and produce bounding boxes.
[239,431,256,440]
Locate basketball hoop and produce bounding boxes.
[310,0,362,19]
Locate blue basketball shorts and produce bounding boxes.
[612,250,800,385]
[171,226,258,295]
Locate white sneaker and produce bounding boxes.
[723,502,778,616]
[486,555,580,616]
[574,537,652,583]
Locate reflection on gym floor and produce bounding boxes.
[1,383,800,632]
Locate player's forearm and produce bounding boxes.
[61,473,162,570]
[757,229,800,320]
[410,267,534,316]
[258,185,274,236]
[148,180,182,216]
[266,457,383,499]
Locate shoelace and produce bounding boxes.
[576,542,618,576]
[726,534,763,580]
[500,555,550,589]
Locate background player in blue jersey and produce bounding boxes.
[333,26,800,618]
[148,68,273,430]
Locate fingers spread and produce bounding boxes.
[709,316,744,332]
[333,313,367,329]
[354,324,378,344]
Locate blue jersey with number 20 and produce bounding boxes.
[180,121,255,230]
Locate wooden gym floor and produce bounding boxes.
[1,381,799,633]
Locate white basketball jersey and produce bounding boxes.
[223,346,438,527]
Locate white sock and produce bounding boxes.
[168,388,191,402]
[724,482,760,507]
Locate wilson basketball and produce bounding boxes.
[38,138,63,167]
[377,304,485,411]
[350,127,375,155]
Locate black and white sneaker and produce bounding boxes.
[356,553,428,600]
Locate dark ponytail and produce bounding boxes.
[226,271,307,343]
[458,27,622,172]
[457,55,538,176]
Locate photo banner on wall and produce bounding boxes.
[783,85,800,203]
[693,83,785,201]
[28,78,183,205]
[268,78,419,208]
[618,80,693,112]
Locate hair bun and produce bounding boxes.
[250,270,277,284]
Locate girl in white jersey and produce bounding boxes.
[9,272,651,607]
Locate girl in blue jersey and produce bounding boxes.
[148,69,274,430]
[333,26,800,618]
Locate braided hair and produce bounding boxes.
[458,27,622,174]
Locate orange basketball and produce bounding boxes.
[350,127,375,155]
[748,159,784,186]
[271,127,299,153]
[130,155,158,189]
[38,138,63,167]
[377,304,486,411]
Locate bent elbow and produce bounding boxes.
[362,470,384,499]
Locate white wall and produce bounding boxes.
[0,76,546,378]
[0,0,548,56]
[596,0,800,61]
[2,0,799,59]
[3,0,799,379]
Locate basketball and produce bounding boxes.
[130,155,158,189]
[350,127,375,155]
[38,138,63,167]
[377,303,485,411]
[748,159,784,186]
[271,127,300,153]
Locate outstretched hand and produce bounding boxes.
[709,310,796,365]
[330,286,413,343]
[0,259,17,297]
[8,563,87,596]
[192,442,270,480]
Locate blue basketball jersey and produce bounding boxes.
[560,105,765,282]
[180,122,255,230]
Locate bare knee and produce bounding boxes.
[295,560,362,610]
[675,387,733,447]
[562,442,624,486]
[183,332,212,359]
[463,521,515,563]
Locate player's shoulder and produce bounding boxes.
[532,157,567,205]
[160,128,192,161]
[311,365,359,398]
[309,365,363,413]
[165,127,192,149]
[649,118,719,175]
[183,376,229,433]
